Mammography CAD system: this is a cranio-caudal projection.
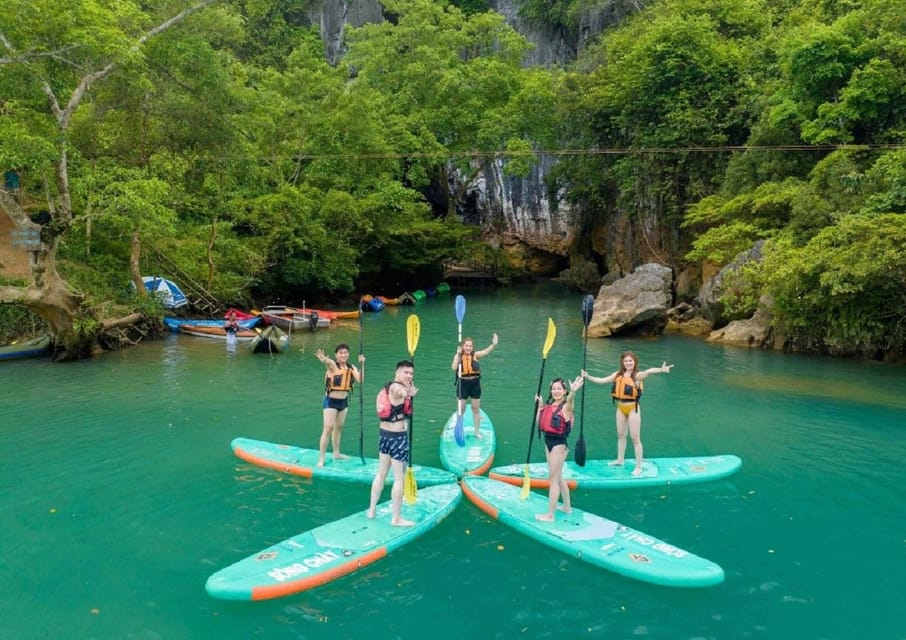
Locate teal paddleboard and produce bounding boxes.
[206,483,462,600]
[232,437,458,486]
[488,455,742,489]
[439,409,496,477]
[461,476,724,587]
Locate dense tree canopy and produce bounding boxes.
[1,0,904,358]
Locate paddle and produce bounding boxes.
[575,295,595,467]
[521,318,557,499]
[404,314,421,504]
[358,296,365,464]
[453,295,466,447]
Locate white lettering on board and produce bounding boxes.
[267,550,342,582]
[620,531,687,558]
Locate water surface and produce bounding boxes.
[2,283,903,639]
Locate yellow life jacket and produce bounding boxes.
[611,374,642,409]
[325,365,355,393]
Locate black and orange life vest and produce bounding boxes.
[538,402,571,436]
[459,354,480,379]
[325,365,355,393]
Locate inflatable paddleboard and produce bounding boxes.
[232,437,458,486]
[488,455,742,489]
[206,483,462,600]
[439,409,496,477]
[461,476,724,587]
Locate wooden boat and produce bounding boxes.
[177,324,258,341]
[0,335,52,361]
[259,306,330,331]
[248,325,290,354]
[164,316,259,332]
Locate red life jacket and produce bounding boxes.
[538,402,571,436]
[376,381,412,422]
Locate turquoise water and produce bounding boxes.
[2,283,904,640]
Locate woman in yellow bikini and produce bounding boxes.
[583,351,673,476]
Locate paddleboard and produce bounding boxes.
[488,455,742,489]
[232,437,458,486]
[461,476,724,587]
[439,409,496,477]
[206,483,462,600]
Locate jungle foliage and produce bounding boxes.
[1,0,905,356]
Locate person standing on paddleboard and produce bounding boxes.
[535,375,584,521]
[315,344,365,467]
[583,351,673,476]
[451,333,498,439]
[367,360,417,527]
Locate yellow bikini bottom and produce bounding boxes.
[616,402,636,417]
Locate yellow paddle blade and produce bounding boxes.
[542,318,556,358]
[404,467,417,504]
[406,314,421,357]
[520,463,531,500]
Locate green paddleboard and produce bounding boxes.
[489,455,742,489]
[231,437,458,486]
[462,476,724,587]
[438,409,496,477]
[206,483,462,600]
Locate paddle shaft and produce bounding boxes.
[525,357,549,464]
[358,298,365,463]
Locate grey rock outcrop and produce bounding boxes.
[696,241,765,327]
[588,263,673,337]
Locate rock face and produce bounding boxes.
[588,263,673,337]
[312,1,642,274]
[696,241,764,327]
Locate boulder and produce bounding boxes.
[588,263,673,337]
[705,302,775,348]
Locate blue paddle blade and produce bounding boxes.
[454,412,465,447]
[455,295,466,323]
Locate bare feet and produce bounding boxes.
[535,513,555,522]
[316,459,325,468]
[557,506,572,514]
[608,459,624,467]
[391,518,415,527]
[631,468,643,477]
[366,509,376,519]
[473,430,483,440]
[333,452,349,461]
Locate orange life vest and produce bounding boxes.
[325,365,355,393]
[611,374,642,411]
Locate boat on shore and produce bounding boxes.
[259,306,330,331]
[164,316,259,332]
[178,324,258,341]
[0,335,52,361]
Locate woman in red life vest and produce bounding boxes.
[583,351,673,476]
[315,344,365,467]
[451,333,498,439]
[535,375,584,522]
